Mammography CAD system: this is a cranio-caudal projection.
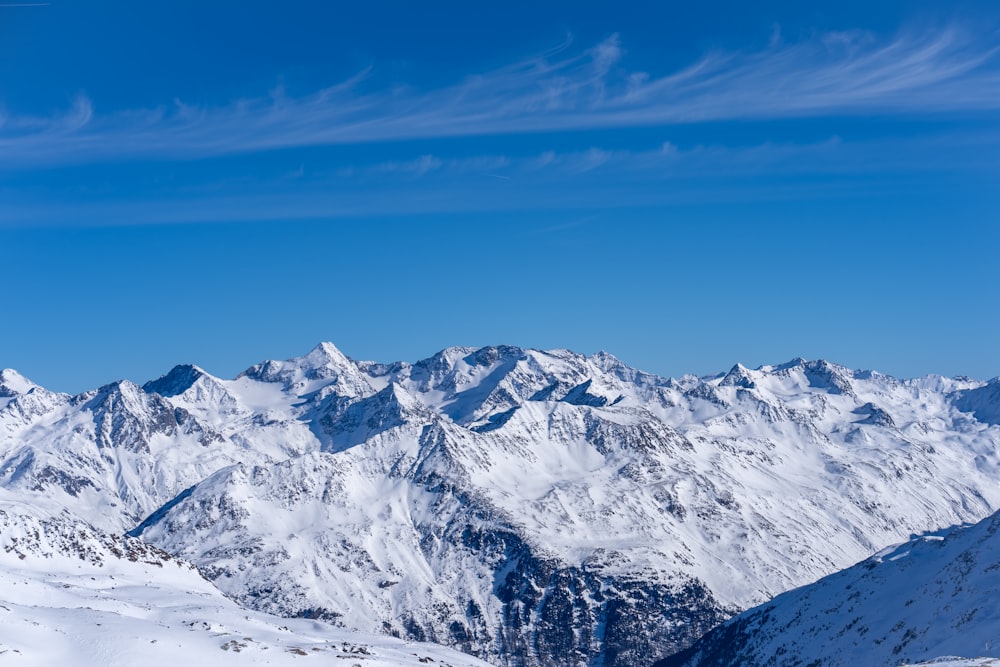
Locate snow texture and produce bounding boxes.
[0,495,493,667]
[657,509,1000,666]
[2,344,999,666]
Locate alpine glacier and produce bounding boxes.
[1,345,999,666]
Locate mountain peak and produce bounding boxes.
[719,363,756,389]
[143,364,208,398]
[306,341,352,365]
[588,349,624,367]
[239,342,358,386]
[82,379,150,409]
[236,343,379,403]
[462,345,525,367]
[772,357,809,371]
[0,368,36,396]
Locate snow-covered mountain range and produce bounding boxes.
[2,344,999,666]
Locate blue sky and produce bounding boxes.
[2,1,999,392]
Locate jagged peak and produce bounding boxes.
[423,345,477,360]
[779,358,861,379]
[236,358,278,381]
[237,342,367,392]
[587,349,625,369]
[142,364,210,398]
[763,357,851,377]
[805,358,845,372]
[74,378,164,414]
[802,359,854,378]
[762,359,935,386]
[586,350,669,389]
[93,378,144,397]
[462,344,526,368]
[411,345,524,375]
[408,346,483,392]
[719,363,757,388]
[304,341,353,367]
[0,368,37,396]
[767,357,810,372]
[410,346,469,372]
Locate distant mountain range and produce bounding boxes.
[2,344,998,666]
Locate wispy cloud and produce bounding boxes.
[360,154,510,178]
[2,25,999,168]
[4,131,998,229]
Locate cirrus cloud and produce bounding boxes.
[1,25,999,168]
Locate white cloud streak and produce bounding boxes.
[2,26,999,167]
[5,131,997,229]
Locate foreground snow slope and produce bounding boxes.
[905,661,1000,667]
[3,344,1000,666]
[656,509,1000,667]
[0,496,492,667]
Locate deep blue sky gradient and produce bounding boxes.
[2,1,998,392]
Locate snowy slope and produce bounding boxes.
[0,495,492,667]
[0,364,319,531]
[906,661,1000,667]
[2,344,1000,667]
[656,508,1000,667]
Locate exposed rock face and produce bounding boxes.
[0,501,181,567]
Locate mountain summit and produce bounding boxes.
[0,368,37,397]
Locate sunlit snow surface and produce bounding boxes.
[906,660,1000,667]
[0,498,491,667]
[658,510,1000,666]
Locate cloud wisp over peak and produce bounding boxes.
[2,25,999,168]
